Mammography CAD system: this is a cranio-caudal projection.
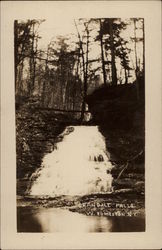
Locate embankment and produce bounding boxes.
[86,77,145,194]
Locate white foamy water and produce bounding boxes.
[30,126,113,196]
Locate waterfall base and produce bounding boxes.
[30,126,113,196]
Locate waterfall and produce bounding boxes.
[30,126,113,196]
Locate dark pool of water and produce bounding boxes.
[17,206,145,232]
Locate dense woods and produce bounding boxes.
[15,18,144,120]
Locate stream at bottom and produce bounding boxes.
[17,206,145,232]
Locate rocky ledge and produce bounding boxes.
[86,77,145,194]
[17,191,145,218]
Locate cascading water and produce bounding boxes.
[30,126,113,196]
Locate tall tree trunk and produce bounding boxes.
[74,20,89,122]
[143,19,145,79]
[73,50,80,110]
[124,68,128,84]
[109,19,117,85]
[18,61,24,95]
[133,19,140,100]
[32,36,38,94]
[29,57,33,95]
[80,40,86,122]
[60,51,65,109]
[99,20,107,86]
[30,24,35,95]
[14,20,18,94]
[41,51,48,107]
[120,44,128,84]
[29,38,34,95]
[80,25,89,122]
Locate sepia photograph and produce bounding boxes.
[1,1,162,249]
[15,17,145,233]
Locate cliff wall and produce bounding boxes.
[86,77,145,194]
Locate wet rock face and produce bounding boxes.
[100,126,144,194]
[86,77,145,130]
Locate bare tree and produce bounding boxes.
[99,19,107,86]
[133,19,140,100]
[74,20,90,122]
